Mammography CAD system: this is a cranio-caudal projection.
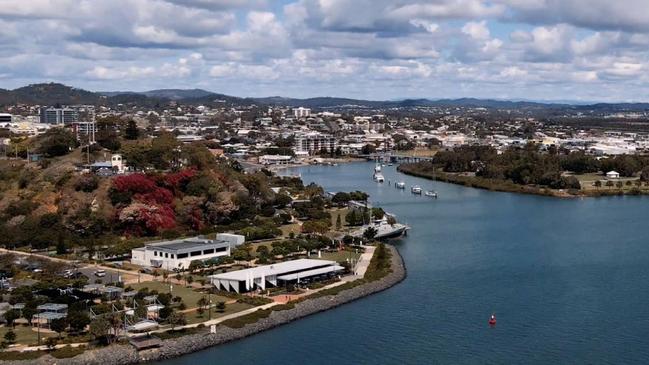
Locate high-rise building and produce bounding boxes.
[293,107,311,118]
[295,132,338,155]
[40,107,78,125]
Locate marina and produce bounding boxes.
[168,162,649,365]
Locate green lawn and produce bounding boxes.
[0,325,55,346]
[128,281,230,309]
[184,302,253,324]
[317,250,361,263]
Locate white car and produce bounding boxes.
[94,270,106,277]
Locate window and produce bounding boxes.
[177,253,188,259]
[190,251,202,257]
[165,253,168,258]
[203,249,215,255]
[171,254,175,259]
[154,251,157,256]
[215,247,227,252]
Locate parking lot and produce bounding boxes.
[78,266,125,285]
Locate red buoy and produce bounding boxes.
[488,314,496,327]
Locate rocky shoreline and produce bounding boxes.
[1,245,406,365]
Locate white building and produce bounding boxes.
[209,259,344,293]
[606,171,620,179]
[131,234,245,270]
[295,132,338,155]
[259,155,294,165]
[293,107,311,118]
[0,113,11,123]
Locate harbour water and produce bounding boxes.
[162,162,649,364]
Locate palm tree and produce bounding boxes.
[594,180,602,189]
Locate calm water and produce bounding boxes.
[163,162,649,364]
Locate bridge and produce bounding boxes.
[358,153,434,164]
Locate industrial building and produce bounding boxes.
[131,234,245,270]
[209,259,344,293]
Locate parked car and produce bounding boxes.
[94,270,106,277]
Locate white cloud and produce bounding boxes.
[1,0,649,101]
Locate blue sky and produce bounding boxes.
[1,0,649,102]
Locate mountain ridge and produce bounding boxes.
[3,83,649,111]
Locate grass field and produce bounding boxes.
[0,325,55,346]
[128,281,230,308]
[184,302,253,324]
[317,249,361,263]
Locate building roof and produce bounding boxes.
[34,312,67,321]
[209,259,337,282]
[37,303,68,312]
[276,265,344,281]
[146,236,231,253]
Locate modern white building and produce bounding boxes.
[209,259,344,293]
[293,107,311,118]
[131,234,245,270]
[606,171,620,179]
[259,154,294,165]
[295,132,338,155]
[0,113,11,123]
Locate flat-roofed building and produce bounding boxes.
[295,132,338,155]
[0,113,12,123]
[131,234,245,270]
[40,107,78,125]
[259,154,293,165]
[209,259,344,293]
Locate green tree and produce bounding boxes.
[67,311,90,334]
[89,317,111,343]
[168,312,187,330]
[44,336,58,350]
[38,128,78,157]
[3,330,16,344]
[335,214,342,230]
[50,317,69,339]
[594,180,602,189]
[363,226,377,241]
[216,301,226,313]
[3,309,20,328]
[124,120,140,140]
[22,306,37,325]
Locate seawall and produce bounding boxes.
[1,245,406,365]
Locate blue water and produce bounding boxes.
[162,162,649,364]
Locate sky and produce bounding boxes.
[2,0,649,102]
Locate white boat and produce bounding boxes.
[374,163,382,173]
[374,173,385,183]
[354,217,409,240]
[411,185,422,194]
[424,190,438,198]
[395,181,406,189]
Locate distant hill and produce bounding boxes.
[3,83,649,112]
[0,83,102,105]
[140,89,215,100]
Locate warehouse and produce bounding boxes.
[209,259,344,293]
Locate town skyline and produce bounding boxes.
[2,1,649,102]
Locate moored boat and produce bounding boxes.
[395,181,406,189]
[424,190,437,198]
[411,185,422,194]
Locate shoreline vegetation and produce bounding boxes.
[398,163,649,198]
[396,144,649,198]
[0,245,406,365]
